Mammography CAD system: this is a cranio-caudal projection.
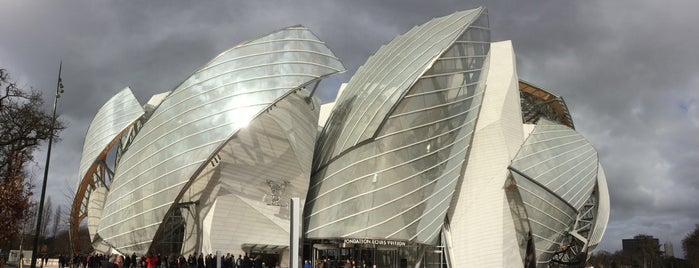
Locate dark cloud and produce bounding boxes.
[2,0,697,257]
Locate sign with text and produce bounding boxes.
[343,238,407,247]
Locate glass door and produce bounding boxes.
[375,248,398,268]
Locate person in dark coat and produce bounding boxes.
[101,255,118,268]
[197,254,204,268]
[253,256,262,268]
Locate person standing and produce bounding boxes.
[197,254,204,268]
[252,256,262,268]
[243,255,251,268]
[124,255,131,268]
[131,254,137,268]
[145,254,157,268]
[187,255,194,268]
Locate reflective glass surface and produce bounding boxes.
[77,87,143,186]
[510,172,577,265]
[315,8,485,165]
[509,123,602,265]
[306,7,489,244]
[510,123,599,210]
[98,26,344,253]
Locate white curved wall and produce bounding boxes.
[447,40,524,267]
[588,164,610,249]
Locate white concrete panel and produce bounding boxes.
[318,103,335,129]
[447,40,524,267]
[144,91,171,114]
[92,238,112,254]
[522,124,536,140]
[318,83,346,129]
[588,164,610,248]
[202,199,216,254]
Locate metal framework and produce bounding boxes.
[548,188,599,267]
[69,123,140,254]
[519,80,575,129]
[69,88,144,254]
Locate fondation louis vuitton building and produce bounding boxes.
[71,6,609,268]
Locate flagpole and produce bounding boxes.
[30,61,64,268]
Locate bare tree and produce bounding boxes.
[0,68,64,245]
[52,205,62,238]
[40,197,53,238]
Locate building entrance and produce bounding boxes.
[241,243,286,268]
[310,241,406,268]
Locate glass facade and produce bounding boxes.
[509,123,601,266]
[71,87,144,251]
[510,171,578,264]
[314,8,485,164]
[97,26,344,253]
[510,123,599,209]
[306,7,489,246]
[173,88,324,259]
[76,87,144,183]
[71,7,610,267]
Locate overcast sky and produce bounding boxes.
[1,0,698,257]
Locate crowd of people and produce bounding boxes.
[45,252,380,268]
[306,258,373,268]
[62,252,277,268]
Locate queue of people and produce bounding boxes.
[64,252,276,268]
[182,253,275,268]
[307,258,374,268]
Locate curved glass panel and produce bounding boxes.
[306,8,489,245]
[71,87,143,252]
[510,171,577,265]
[76,87,143,186]
[98,26,345,253]
[315,7,486,164]
[510,123,599,210]
[175,90,320,255]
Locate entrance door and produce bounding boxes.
[312,244,401,268]
[375,248,399,268]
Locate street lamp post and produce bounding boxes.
[30,61,64,268]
